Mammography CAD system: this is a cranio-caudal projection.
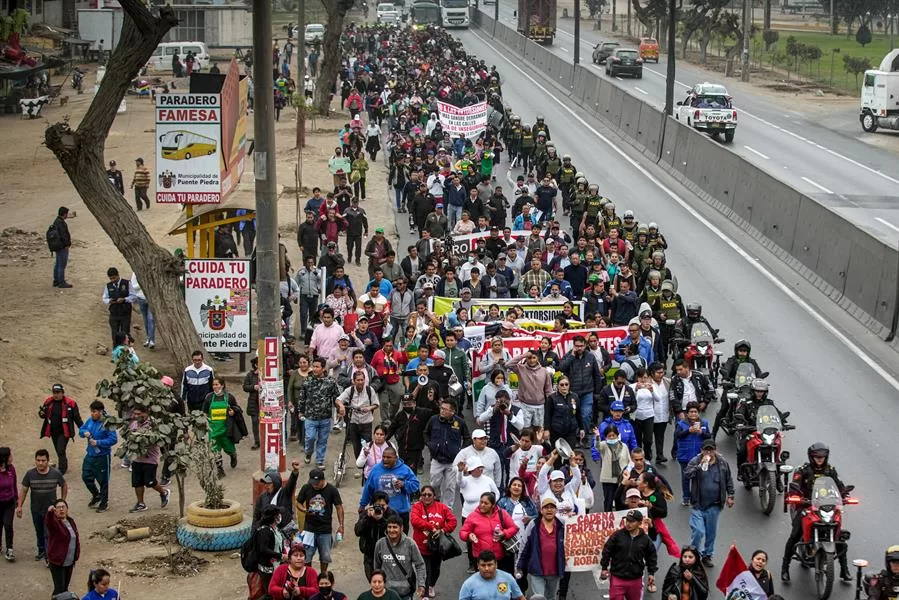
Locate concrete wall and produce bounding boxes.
[473,17,898,338]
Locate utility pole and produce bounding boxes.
[664,0,676,115]
[574,0,581,64]
[494,0,499,24]
[830,0,836,34]
[741,0,750,82]
[251,0,285,484]
[296,0,306,151]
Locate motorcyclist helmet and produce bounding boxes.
[734,339,751,354]
[750,379,768,393]
[536,114,545,122]
[686,302,702,320]
[886,545,899,570]
[648,222,659,230]
[563,154,572,161]
[807,442,829,465]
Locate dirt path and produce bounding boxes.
[0,64,391,599]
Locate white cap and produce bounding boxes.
[433,350,446,360]
[471,428,487,439]
[466,456,484,471]
[550,470,565,481]
[624,209,635,217]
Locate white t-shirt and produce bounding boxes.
[631,384,655,421]
[509,445,545,478]
[651,379,670,423]
[679,376,697,409]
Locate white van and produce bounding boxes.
[146,42,211,73]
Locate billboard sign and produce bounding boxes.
[184,259,251,352]
[155,93,222,204]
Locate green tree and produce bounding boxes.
[843,54,873,86]
[98,354,214,516]
[763,29,779,51]
[856,23,873,46]
[314,0,356,114]
[679,0,729,63]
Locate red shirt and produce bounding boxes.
[410,500,458,554]
[372,349,408,385]
[538,521,559,576]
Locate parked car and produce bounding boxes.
[638,37,659,63]
[304,24,325,45]
[592,41,620,64]
[605,48,643,78]
[146,41,211,73]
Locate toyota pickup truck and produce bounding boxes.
[674,82,738,143]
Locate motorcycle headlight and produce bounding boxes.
[762,433,775,445]
[818,509,834,523]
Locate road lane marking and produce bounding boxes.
[615,76,623,80]
[560,47,569,53]
[634,87,649,95]
[743,146,770,160]
[801,177,834,194]
[468,27,899,394]
[875,217,899,235]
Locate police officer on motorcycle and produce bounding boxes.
[672,302,721,360]
[781,442,852,583]
[713,340,765,438]
[863,546,899,600]
[732,379,784,468]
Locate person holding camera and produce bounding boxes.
[269,543,319,600]
[355,491,397,580]
[477,390,524,490]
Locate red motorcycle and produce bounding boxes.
[737,405,795,515]
[785,476,858,600]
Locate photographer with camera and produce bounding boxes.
[477,390,525,489]
[355,491,398,580]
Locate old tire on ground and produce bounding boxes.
[185,500,243,528]
[176,517,251,551]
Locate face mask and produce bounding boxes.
[607,439,619,446]
[404,407,414,414]
[319,587,332,596]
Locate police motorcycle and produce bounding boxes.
[676,322,723,388]
[734,404,795,515]
[718,362,768,437]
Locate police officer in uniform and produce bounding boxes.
[102,267,134,346]
[863,546,899,600]
[651,280,685,362]
[558,156,577,216]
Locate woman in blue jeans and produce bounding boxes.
[674,402,710,506]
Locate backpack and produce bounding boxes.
[239,530,258,573]
[46,222,63,252]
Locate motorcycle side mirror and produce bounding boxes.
[665,319,675,326]
[781,410,791,420]
[844,484,855,493]
[780,450,790,461]
[676,101,683,106]
[759,371,770,378]
[779,464,794,474]
[713,350,723,356]
[715,337,725,344]
[726,392,738,400]
[852,559,869,568]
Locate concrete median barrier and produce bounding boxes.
[618,97,641,146]
[606,86,626,130]
[572,65,591,104]
[635,102,664,160]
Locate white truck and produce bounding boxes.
[674,82,738,143]
[860,49,899,133]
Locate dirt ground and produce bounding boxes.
[0,62,394,599]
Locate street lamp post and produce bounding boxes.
[664,0,676,115]
[574,0,581,64]
[741,0,750,82]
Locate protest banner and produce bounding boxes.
[155,93,222,204]
[563,508,647,571]
[437,100,489,138]
[432,296,585,321]
[449,230,531,256]
[469,332,542,399]
[183,259,252,352]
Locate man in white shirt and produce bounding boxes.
[507,428,545,477]
[452,429,502,485]
[335,370,379,464]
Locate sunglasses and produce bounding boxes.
[420,492,434,497]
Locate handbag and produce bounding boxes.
[427,531,463,561]
[497,509,520,555]
[386,537,418,594]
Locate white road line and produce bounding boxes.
[634,87,649,95]
[801,176,834,194]
[743,145,770,160]
[645,67,690,88]
[469,27,899,394]
[875,217,899,235]
[560,47,569,53]
[615,76,623,81]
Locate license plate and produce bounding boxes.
[708,123,722,128]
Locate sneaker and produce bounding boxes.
[148,341,155,350]
[120,459,131,469]
[304,454,311,464]
[354,472,361,479]
[88,495,101,508]
[701,556,714,568]
[230,453,238,468]
[96,503,108,513]
[656,457,668,464]
[428,587,436,598]
[161,489,171,508]
[840,568,853,582]
[129,503,148,513]
[143,339,150,347]
[5,548,14,562]
[34,550,44,561]
[316,464,325,470]
[57,282,73,288]
[781,568,791,582]
[160,477,170,487]
[681,500,691,507]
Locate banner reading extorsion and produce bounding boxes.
[437,100,489,139]
[564,508,648,571]
[450,230,531,256]
[184,259,252,352]
[432,296,585,321]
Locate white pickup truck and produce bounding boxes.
[674,82,738,143]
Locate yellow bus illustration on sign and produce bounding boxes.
[159,130,217,160]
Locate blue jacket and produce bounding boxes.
[516,517,566,576]
[78,416,118,458]
[445,184,467,207]
[83,589,120,600]
[542,279,573,299]
[359,458,421,515]
[513,213,538,231]
[615,336,654,364]
[598,416,637,451]
[424,414,468,464]
[675,418,711,463]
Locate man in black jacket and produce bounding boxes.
[355,490,397,579]
[252,462,300,534]
[49,206,72,288]
[386,395,432,473]
[297,209,319,263]
[424,399,469,510]
[600,509,658,597]
[102,267,133,346]
[344,197,368,265]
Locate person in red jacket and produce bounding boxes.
[39,384,83,475]
[270,543,320,599]
[410,485,458,599]
[45,498,79,596]
[459,492,518,575]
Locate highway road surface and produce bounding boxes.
[379,24,899,600]
[474,0,899,245]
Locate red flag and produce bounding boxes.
[716,544,748,594]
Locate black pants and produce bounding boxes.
[498,553,515,576]
[602,482,618,512]
[781,511,850,574]
[108,312,132,347]
[134,187,150,210]
[0,499,14,550]
[347,421,372,464]
[424,552,442,587]
[652,422,668,462]
[50,563,74,595]
[633,417,654,458]
[399,447,422,473]
[251,414,261,447]
[364,556,375,581]
[558,571,572,597]
[712,396,732,436]
[353,178,366,200]
[52,434,70,475]
[346,235,363,263]
[242,228,256,256]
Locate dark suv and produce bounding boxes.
[605,48,643,78]
[592,41,620,64]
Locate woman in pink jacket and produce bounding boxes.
[459,492,518,574]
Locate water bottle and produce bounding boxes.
[335,532,343,544]
[493,524,502,541]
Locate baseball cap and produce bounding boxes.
[327,241,337,248]
[309,468,325,482]
[423,282,435,289]
[51,384,64,392]
[550,470,565,481]
[625,488,642,499]
[466,456,484,471]
[610,401,625,411]
[261,473,276,484]
[461,287,471,294]
[471,429,487,439]
[433,350,446,360]
[541,496,558,507]
[702,439,717,450]
[625,509,644,522]
[375,227,385,234]
[436,203,444,209]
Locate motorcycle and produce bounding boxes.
[718,363,769,437]
[71,67,84,92]
[682,322,723,388]
[736,405,795,515]
[785,476,858,600]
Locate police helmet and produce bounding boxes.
[807,442,830,464]
[735,339,751,354]
[686,302,702,320]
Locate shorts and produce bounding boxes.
[303,532,333,564]
[131,461,158,488]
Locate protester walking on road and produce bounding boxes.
[684,439,735,568]
[39,384,83,476]
[48,206,72,288]
[0,447,17,562]
[78,400,117,513]
[130,157,151,211]
[600,509,658,600]
[15,449,65,562]
[127,407,171,513]
[182,350,214,413]
[45,498,79,596]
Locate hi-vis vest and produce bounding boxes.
[658,297,681,321]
